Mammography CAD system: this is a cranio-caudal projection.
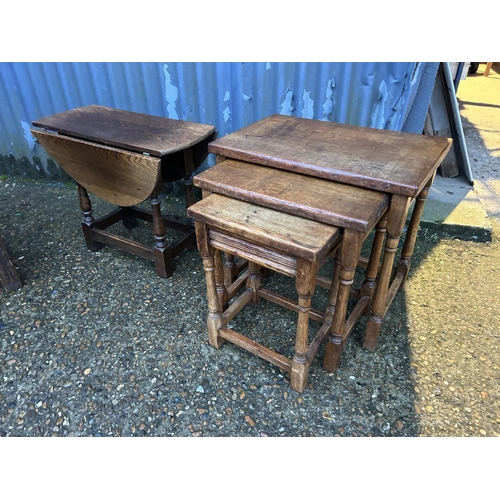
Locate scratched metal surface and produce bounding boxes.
[0,62,438,179]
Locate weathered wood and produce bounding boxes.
[190,195,340,391]
[0,236,22,292]
[291,258,318,391]
[91,229,154,260]
[226,269,249,301]
[210,230,298,277]
[360,216,388,313]
[214,249,228,310]
[222,289,253,325]
[323,229,362,372]
[219,327,292,372]
[363,195,409,352]
[257,288,325,324]
[33,104,216,159]
[193,160,390,232]
[189,190,384,392]
[385,272,406,316]
[247,261,262,306]
[187,194,342,262]
[208,114,452,198]
[194,221,224,349]
[77,183,104,251]
[32,130,162,207]
[396,174,435,287]
[204,114,452,370]
[31,105,214,279]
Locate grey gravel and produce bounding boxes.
[1,178,498,437]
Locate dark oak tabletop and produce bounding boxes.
[32,105,216,158]
[208,114,453,197]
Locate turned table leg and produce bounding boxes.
[360,215,388,314]
[195,221,224,348]
[150,195,173,278]
[323,229,361,372]
[77,183,104,251]
[363,195,408,352]
[247,261,262,306]
[223,253,239,287]
[290,259,318,393]
[214,249,229,310]
[183,147,196,211]
[396,175,434,290]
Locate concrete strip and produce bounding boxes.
[417,175,492,242]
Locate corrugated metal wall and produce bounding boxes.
[0,62,438,180]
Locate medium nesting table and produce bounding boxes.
[207,114,452,360]
[31,105,216,278]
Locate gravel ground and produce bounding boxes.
[0,65,499,444]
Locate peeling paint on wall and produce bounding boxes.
[266,63,271,70]
[370,80,388,129]
[162,63,179,119]
[322,77,335,121]
[224,91,230,102]
[243,94,252,101]
[302,90,314,119]
[21,120,35,150]
[223,106,231,123]
[280,89,294,115]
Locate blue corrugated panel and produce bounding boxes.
[0,62,437,179]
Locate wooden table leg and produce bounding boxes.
[223,253,239,287]
[360,215,388,313]
[77,183,104,251]
[291,258,318,392]
[363,195,408,352]
[195,221,224,348]
[396,175,434,289]
[150,195,173,278]
[183,147,196,210]
[323,229,361,372]
[214,249,229,310]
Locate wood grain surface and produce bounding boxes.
[193,159,389,232]
[187,194,341,262]
[32,130,162,206]
[33,105,216,157]
[208,114,452,197]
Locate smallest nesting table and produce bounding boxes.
[32,105,216,278]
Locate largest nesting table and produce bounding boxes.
[31,105,216,278]
[207,114,452,359]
